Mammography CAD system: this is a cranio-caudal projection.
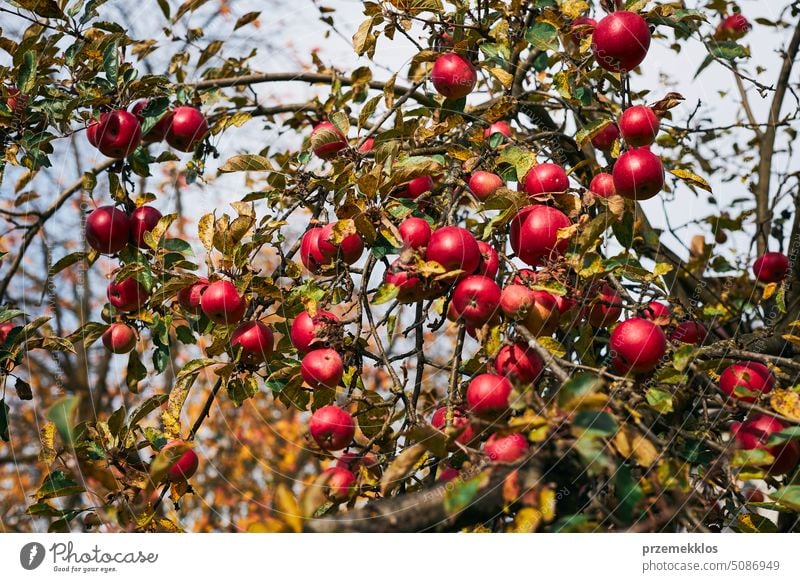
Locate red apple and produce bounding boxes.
[131,99,172,143]
[511,268,537,286]
[610,317,667,374]
[752,252,789,283]
[96,110,142,158]
[399,175,434,199]
[431,53,477,99]
[522,163,569,198]
[571,16,597,44]
[466,373,513,417]
[619,105,660,147]
[290,310,339,353]
[321,467,356,503]
[177,277,208,315]
[453,275,501,327]
[469,171,504,201]
[398,217,432,249]
[101,323,136,354]
[589,172,616,198]
[336,452,379,472]
[612,148,664,200]
[670,321,707,345]
[301,348,344,389]
[165,106,208,152]
[484,432,529,463]
[316,222,364,265]
[510,205,571,266]
[524,289,560,336]
[484,121,512,139]
[300,227,326,273]
[310,121,347,159]
[231,321,274,363]
[494,342,544,384]
[475,241,499,278]
[6,85,20,111]
[86,114,106,147]
[309,405,355,451]
[720,361,775,403]
[431,406,475,447]
[591,123,620,151]
[500,284,536,319]
[715,14,750,40]
[0,322,15,344]
[642,300,671,324]
[86,205,131,255]
[162,440,199,482]
[384,260,424,303]
[743,488,765,503]
[107,278,148,312]
[425,226,481,275]
[592,11,651,72]
[438,466,461,482]
[732,415,800,475]
[200,280,247,325]
[584,283,622,327]
[359,137,375,153]
[129,206,163,248]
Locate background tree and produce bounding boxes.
[1,0,800,533]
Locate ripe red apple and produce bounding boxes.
[398,217,432,250]
[399,175,435,199]
[619,105,660,147]
[469,171,504,201]
[96,110,142,158]
[162,440,199,482]
[743,488,765,503]
[316,222,364,265]
[494,342,544,384]
[522,163,569,198]
[86,114,105,147]
[107,278,148,312]
[290,310,339,353]
[720,361,775,403]
[101,323,137,354]
[431,53,477,99]
[359,137,375,153]
[510,205,571,266]
[425,226,481,275]
[384,260,424,303]
[431,406,475,447]
[589,172,616,198]
[309,405,355,451]
[131,99,172,143]
[592,11,651,72]
[336,452,379,472]
[177,277,208,315]
[321,467,356,503]
[715,14,750,40]
[231,321,274,363]
[500,284,536,319]
[591,123,620,151]
[670,321,707,345]
[466,373,513,417]
[732,415,800,475]
[524,289,560,336]
[452,275,501,326]
[6,85,20,111]
[301,348,344,389]
[571,16,597,44]
[511,268,537,286]
[484,432,529,463]
[129,206,162,248]
[642,300,671,324]
[484,121,512,139]
[310,121,347,159]
[200,280,247,324]
[475,241,499,278]
[165,105,208,152]
[85,205,131,255]
[752,252,789,283]
[0,321,15,343]
[584,284,622,327]
[610,317,667,374]
[612,148,664,200]
[300,227,325,273]
[438,466,460,482]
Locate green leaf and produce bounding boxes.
[572,410,617,438]
[443,475,483,514]
[35,470,84,500]
[227,376,259,407]
[766,426,800,447]
[372,283,399,305]
[709,40,749,61]
[17,50,37,94]
[672,344,696,372]
[46,396,79,446]
[615,464,644,523]
[525,22,559,51]
[576,119,613,147]
[128,394,169,428]
[49,252,87,276]
[770,486,800,511]
[558,372,604,410]
[126,351,147,393]
[645,387,674,414]
[0,399,9,441]
[102,40,118,86]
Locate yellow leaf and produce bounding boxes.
[511,507,542,532]
[770,389,800,421]
[670,168,712,192]
[560,0,589,20]
[274,484,303,533]
[486,66,514,88]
